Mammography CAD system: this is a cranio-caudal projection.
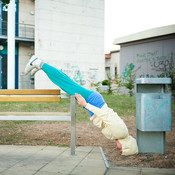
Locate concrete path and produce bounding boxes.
[0,145,175,175]
[106,167,175,175]
[0,145,106,175]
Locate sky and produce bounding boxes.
[105,0,175,53]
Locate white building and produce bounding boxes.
[0,0,105,91]
[114,24,175,94]
[105,50,120,79]
[114,24,175,79]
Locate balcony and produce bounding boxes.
[0,21,34,43]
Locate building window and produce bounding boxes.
[105,67,110,79]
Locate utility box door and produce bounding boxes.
[136,93,172,131]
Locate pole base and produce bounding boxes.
[137,129,166,154]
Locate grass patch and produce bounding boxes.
[172,103,175,120]
[49,142,68,147]
[59,144,69,147]
[102,94,136,117]
[0,94,174,123]
[49,142,58,146]
[0,99,70,112]
[0,94,174,145]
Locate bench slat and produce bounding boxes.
[0,112,71,116]
[0,96,61,102]
[0,89,60,95]
[0,115,71,121]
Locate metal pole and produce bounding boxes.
[0,56,2,89]
[7,0,15,89]
[71,95,76,155]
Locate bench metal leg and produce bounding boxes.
[71,95,76,155]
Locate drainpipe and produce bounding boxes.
[7,0,15,89]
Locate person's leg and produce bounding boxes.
[41,63,94,100]
[24,55,94,100]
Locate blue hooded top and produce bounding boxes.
[85,91,106,116]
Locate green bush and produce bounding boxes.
[102,80,108,85]
[122,63,140,97]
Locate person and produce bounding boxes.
[25,55,138,156]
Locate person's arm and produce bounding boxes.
[75,93,108,117]
[85,103,108,117]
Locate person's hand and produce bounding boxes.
[75,93,87,107]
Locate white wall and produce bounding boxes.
[35,0,105,90]
[119,37,175,95]
[18,0,35,25]
[120,38,175,79]
[110,51,120,78]
[18,0,34,89]
[105,51,120,79]
[18,42,34,89]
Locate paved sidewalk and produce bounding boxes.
[106,167,175,175]
[0,145,175,175]
[0,145,107,175]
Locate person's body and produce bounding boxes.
[25,55,138,156]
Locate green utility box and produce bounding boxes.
[136,78,172,154]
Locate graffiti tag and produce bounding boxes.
[122,63,135,78]
[136,51,173,72]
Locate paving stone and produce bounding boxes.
[61,150,90,159]
[0,145,23,156]
[0,169,35,175]
[106,168,141,175]
[35,171,64,175]
[86,151,104,160]
[40,155,82,174]
[70,157,107,175]
[10,158,49,171]
[0,155,21,169]
[0,168,7,173]
[71,165,107,175]
[75,146,94,152]
[141,168,175,175]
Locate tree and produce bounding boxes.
[114,74,122,95]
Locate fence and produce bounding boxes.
[0,21,34,39]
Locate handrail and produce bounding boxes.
[0,21,35,39]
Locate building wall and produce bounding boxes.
[111,51,120,78]
[18,0,34,89]
[18,42,34,89]
[18,0,35,38]
[120,37,175,93]
[105,51,120,79]
[35,0,105,90]
[18,0,35,25]
[120,38,175,78]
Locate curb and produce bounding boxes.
[99,147,175,175]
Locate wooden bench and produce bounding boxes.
[0,89,76,155]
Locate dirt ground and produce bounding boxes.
[0,115,174,169]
